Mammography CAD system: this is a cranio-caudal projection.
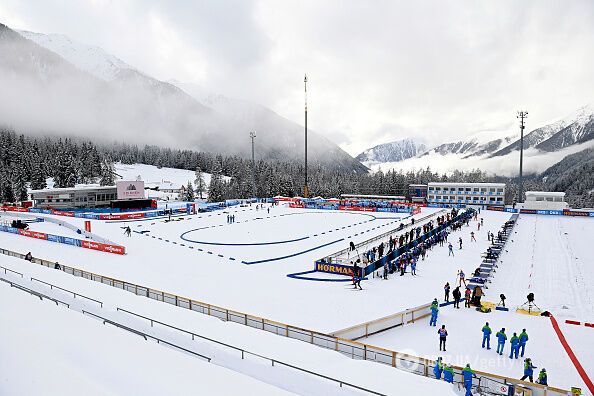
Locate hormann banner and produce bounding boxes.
[116,181,145,200]
[315,261,354,276]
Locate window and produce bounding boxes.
[450,196,456,200]
[473,188,479,192]
[497,188,503,192]
[536,197,544,201]
[489,188,495,193]
[480,188,487,192]
[497,197,503,201]
[429,187,434,191]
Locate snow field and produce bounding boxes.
[0,205,505,332]
[488,215,594,320]
[0,255,456,396]
[0,276,296,396]
[363,305,586,390]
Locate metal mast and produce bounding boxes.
[517,111,528,203]
[250,131,257,198]
[304,74,309,198]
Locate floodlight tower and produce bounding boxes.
[304,74,309,198]
[517,111,528,203]
[250,131,257,198]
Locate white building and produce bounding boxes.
[520,191,568,211]
[427,182,505,206]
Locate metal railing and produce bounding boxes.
[0,277,70,308]
[0,246,570,396]
[1,264,24,277]
[116,307,388,396]
[81,310,211,362]
[30,277,104,307]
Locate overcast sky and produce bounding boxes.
[1,0,593,155]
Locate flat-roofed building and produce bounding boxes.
[30,186,117,209]
[521,191,568,210]
[427,182,505,206]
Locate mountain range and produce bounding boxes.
[358,105,594,176]
[0,23,367,173]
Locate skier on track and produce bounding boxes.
[429,299,439,326]
[519,329,529,357]
[438,325,448,351]
[448,243,454,257]
[482,322,492,349]
[470,231,476,242]
[509,332,520,359]
[410,258,417,276]
[124,226,132,237]
[433,357,443,379]
[521,358,537,382]
[459,237,463,249]
[496,328,507,355]
[444,282,450,302]
[462,364,475,396]
[458,269,467,287]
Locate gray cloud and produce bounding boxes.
[1,0,593,155]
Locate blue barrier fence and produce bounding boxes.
[362,209,475,276]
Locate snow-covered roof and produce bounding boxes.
[525,191,565,197]
[428,182,505,187]
[30,185,116,194]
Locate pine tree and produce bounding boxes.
[208,162,225,202]
[1,170,15,203]
[185,181,195,201]
[99,158,116,186]
[194,167,206,199]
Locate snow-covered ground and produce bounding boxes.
[364,305,586,390]
[489,215,594,321]
[1,203,593,394]
[0,254,456,396]
[0,205,499,333]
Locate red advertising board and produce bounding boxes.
[289,203,305,208]
[84,220,91,232]
[81,240,102,251]
[99,212,145,220]
[17,229,48,240]
[101,244,126,255]
[338,206,376,212]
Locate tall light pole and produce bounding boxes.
[517,111,528,203]
[250,131,257,198]
[304,74,309,198]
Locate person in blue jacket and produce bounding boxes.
[433,356,443,379]
[536,368,547,385]
[482,322,492,349]
[509,333,520,359]
[521,358,537,382]
[462,364,475,396]
[443,364,454,383]
[519,329,529,357]
[496,328,507,355]
[429,299,439,326]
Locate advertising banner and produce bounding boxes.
[101,244,126,255]
[84,220,91,232]
[81,240,102,251]
[116,180,145,200]
[315,261,354,276]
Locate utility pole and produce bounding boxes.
[250,131,257,198]
[517,111,528,203]
[304,74,309,198]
